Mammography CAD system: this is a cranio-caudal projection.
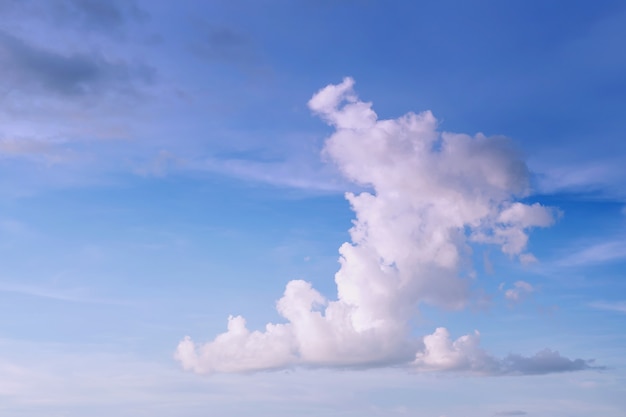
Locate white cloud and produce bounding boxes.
[503,280,535,302]
[175,315,297,373]
[413,328,498,373]
[176,78,589,375]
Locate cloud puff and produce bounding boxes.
[413,328,498,373]
[503,280,535,303]
[176,78,592,375]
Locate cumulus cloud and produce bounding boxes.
[413,328,498,373]
[176,78,592,375]
[413,328,598,375]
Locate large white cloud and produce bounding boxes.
[176,78,592,375]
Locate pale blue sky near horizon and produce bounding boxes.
[0,1,625,416]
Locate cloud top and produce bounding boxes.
[176,78,591,375]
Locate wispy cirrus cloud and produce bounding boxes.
[589,301,626,314]
[533,159,626,199]
[556,240,626,267]
[0,281,104,304]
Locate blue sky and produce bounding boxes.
[0,1,625,416]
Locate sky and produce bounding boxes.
[0,0,625,416]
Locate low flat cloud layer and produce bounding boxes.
[176,78,594,375]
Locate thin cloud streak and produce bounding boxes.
[589,301,626,314]
[557,240,626,267]
[0,281,124,305]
